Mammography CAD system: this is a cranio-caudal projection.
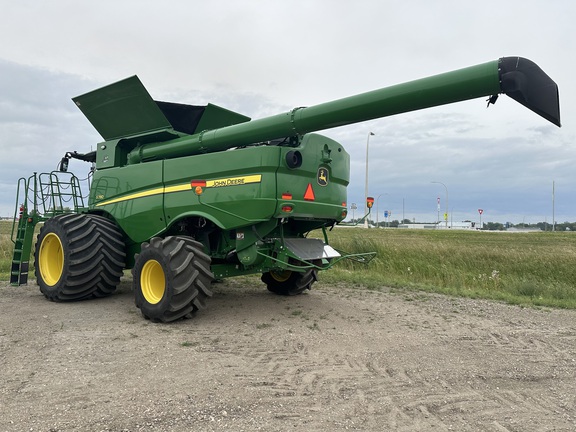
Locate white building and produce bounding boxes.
[398,221,480,230]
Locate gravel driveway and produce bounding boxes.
[1,277,575,431]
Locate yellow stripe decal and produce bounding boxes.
[96,187,166,206]
[164,184,193,194]
[95,175,262,207]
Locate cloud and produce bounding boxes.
[0,1,573,224]
[0,60,102,216]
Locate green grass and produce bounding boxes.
[321,227,576,309]
[0,220,16,278]
[0,219,42,280]
[3,219,576,309]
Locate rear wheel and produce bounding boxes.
[261,268,317,296]
[34,213,126,301]
[132,236,213,323]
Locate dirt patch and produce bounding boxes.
[1,277,575,431]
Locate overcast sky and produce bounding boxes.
[0,1,574,224]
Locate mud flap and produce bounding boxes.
[284,238,341,261]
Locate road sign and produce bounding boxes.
[478,209,484,215]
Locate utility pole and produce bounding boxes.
[432,181,448,228]
[552,180,555,232]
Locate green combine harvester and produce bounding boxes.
[10,57,560,322]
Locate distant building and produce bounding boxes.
[398,221,479,230]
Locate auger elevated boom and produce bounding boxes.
[95,56,560,165]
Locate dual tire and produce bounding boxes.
[132,236,214,323]
[35,214,307,318]
[34,213,126,301]
[261,268,317,296]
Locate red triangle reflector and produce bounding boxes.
[304,183,315,201]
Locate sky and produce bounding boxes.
[0,1,574,225]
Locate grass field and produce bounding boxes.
[0,220,39,282]
[2,220,575,308]
[322,227,576,309]
[0,220,17,275]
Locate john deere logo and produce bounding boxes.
[317,168,328,186]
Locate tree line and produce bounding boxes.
[346,219,576,231]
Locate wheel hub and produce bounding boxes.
[270,269,292,283]
[141,259,166,304]
[39,233,64,286]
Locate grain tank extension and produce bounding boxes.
[10,57,560,322]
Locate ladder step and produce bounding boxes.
[10,276,28,285]
[9,261,30,286]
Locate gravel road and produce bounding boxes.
[1,277,575,431]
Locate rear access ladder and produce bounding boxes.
[10,172,85,286]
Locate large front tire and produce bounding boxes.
[34,213,126,301]
[261,268,317,296]
[132,236,214,323]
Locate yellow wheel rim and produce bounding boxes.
[39,233,64,286]
[270,269,292,283]
[141,260,166,304]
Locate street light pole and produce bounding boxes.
[552,180,555,232]
[364,132,375,228]
[431,181,449,228]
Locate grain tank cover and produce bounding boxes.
[73,76,250,141]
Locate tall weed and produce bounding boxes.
[3,220,575,309]
[322,228,576,308]
[0,221,15,277]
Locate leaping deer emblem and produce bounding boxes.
[317,168,328,186]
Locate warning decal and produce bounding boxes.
[304,183,315,201]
